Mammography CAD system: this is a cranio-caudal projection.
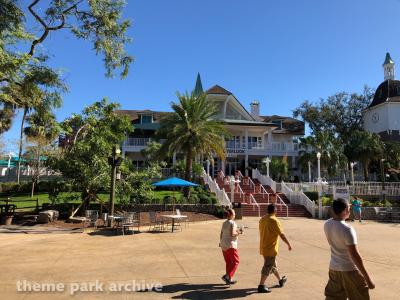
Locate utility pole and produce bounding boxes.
[108,145,122,219]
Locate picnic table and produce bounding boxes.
[162,214,187,232]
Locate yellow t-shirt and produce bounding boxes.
[259,214,283,257]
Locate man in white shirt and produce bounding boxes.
[324,198,375,300]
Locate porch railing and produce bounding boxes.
[281,181,315,217]
[252,168,277,192]
[202,169,231,207]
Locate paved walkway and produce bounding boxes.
[0,218,399,299]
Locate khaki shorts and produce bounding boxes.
[325,270,369,300]
[261,256,277,276]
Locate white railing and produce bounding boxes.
[258,184,270,202]
[275,194,289,218]
[269,142,298,152]
[124,138,150,147]
[236,170,244,180]
[202,170,231,207]
[248,177,255,192]
[249,194,260,217]
[236,183,244,199]
[281,181,315,217]
[252,168,276,192]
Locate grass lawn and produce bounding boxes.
[0,190,184,210]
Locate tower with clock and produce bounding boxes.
[363,52,400,141]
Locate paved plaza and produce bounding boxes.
[0,218,399,299]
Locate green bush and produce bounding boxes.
[304,191,318,201]
[322,196,332,206]
[378,200,392,207]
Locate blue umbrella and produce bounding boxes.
[152,177,198,187]
[152,177,198,213]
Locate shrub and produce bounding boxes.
[304,191,318,201]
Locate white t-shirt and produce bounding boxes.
[324,218,358,271]
[220,220,238,251]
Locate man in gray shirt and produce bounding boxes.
[324,198,375,299]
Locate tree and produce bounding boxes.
[157,92,228,195]
[140,141,162,163]
[116,162,161,206]
[0,0,133,136]
[4,65,65,183]
[24,106,60,197]
[297,132,347,179]
[47,99,132,208]
[268,158,288,181]
[0,0,132,84]
[293,86,374,144]
[344,130,384,181]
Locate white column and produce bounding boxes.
[245,129,249,176]
[206,160,210,175]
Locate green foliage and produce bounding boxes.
[293,87,374,144]
[157,92,228,184]
[268,157,288,181]
[172,160,204,178]
[321,196,333,206]
[47,99,132,203]
[298,131,347,178]
[304,191,318,201]
[116,162,161,207]
[344,130,384,181]
[0,0,132,136]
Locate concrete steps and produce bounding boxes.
[214,176,311,218]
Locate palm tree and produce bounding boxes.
[24,106,60,197]
[298,131,347,179]
[269,157,288,181]
[157,92,228,195]
[2,65,64,183]
[344,130,384,181]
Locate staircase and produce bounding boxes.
[215,173,311,218]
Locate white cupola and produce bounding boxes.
[383,52,395,81]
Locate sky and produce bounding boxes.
[4,0,400,151]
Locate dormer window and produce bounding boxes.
[140,114,153,124]
[271,120,282,130]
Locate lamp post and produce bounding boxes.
[262,157,271,177]
[108,145,122,220]
[308,160,311,183]
[380,158,386,201]
[350,162,356,192]
[317,152,322,219]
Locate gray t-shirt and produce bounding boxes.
[324,218,358,271]
[220,220,238,251]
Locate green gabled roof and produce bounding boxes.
[383,52,395,65]
[194,73,203,96]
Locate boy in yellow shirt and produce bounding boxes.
[258,204,292,293]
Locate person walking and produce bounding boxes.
[219,208,242,285]
[351,196,363,222]
[324,198,375,299]
[258,204,292,293]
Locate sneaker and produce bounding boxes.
[258,285,271,293]
[221,275,230,285]
[279,276,287,287]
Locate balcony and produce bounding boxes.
[122,138,165,152]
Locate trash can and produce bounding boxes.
[232,202,242,220]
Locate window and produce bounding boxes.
[271,120,282,130]
[248,136,262,149]
[140,115,153,124]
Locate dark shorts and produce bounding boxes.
[261,256,277,276]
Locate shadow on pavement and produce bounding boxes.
[151,283,258,299]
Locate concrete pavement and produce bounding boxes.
[0,218,399,299]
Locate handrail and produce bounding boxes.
[249,194,260,217]
[258,184,270,202]
[236,183,244,199]
[281,181,315,217]
[202,169,231,207]
[235,170,244,180]
[248,177,255,192]
[275,194,288,218]
[252,168,277,193]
